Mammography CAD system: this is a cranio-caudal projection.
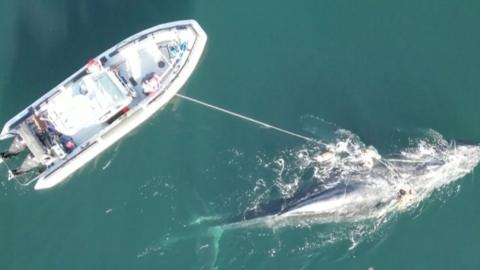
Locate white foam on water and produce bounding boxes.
[222,129,480,253]
[136,127,480,263]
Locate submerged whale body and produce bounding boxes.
[216,131,480,229]
[242,182,363,221]
[238,182,408,226]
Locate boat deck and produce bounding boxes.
[40,72,129,143]
[0,20,207,189]
[35,25,197,147]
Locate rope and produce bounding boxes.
[175,94,315,143]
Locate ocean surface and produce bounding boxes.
[2,0,480,269]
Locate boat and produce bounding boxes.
[0,20,207,190]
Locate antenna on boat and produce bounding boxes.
[175,94,316,143]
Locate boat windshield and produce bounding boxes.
[92,72,129,105]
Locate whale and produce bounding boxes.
[215,139,480,229]
[238,180,410,224]
[233,149,441,225]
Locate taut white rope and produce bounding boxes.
[175,94,315,142]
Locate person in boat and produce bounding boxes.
[30,113,53,148]
[31,111,68,148]
[142,72,162,95]
[60,135,76,153]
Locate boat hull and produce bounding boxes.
[2,20,207,190]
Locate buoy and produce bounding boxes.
[86,59,102,73]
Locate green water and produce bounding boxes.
[2,0,480,269]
